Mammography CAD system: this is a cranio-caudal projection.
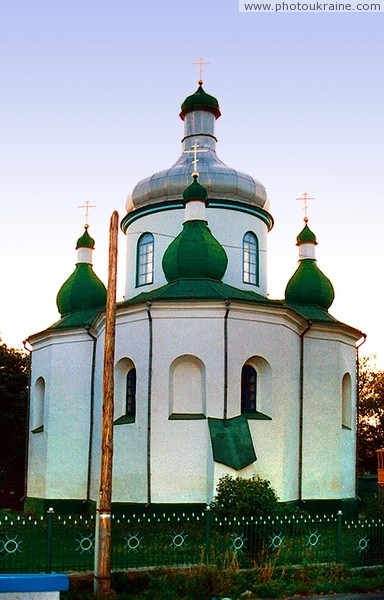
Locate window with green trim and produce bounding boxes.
[243,232,259,286]
[241,364,257,412]
[137,233,154,286]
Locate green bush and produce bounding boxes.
[210,475,281,519]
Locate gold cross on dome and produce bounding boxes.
[78,200,96,229]
[191,57,209,85]
[184,142,208,177]
[296,192,315,222]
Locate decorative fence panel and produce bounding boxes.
[0,510,383,574]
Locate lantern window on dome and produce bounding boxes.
[243,232,259,286]
[137,233,154,287]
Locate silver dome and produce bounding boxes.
[126,99,268,213]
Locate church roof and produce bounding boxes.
[49,307,104,330]
[120,278,275,305]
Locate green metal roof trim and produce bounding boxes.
[162,221,228,282]
[76,228,95,249]
[285,302,339,323]
[208,415,257,470]
[183,176,208,203]
[56,263,107,316]
[48,307,104,331]
[121,278,276,306]
[121,198,274,232]
[297,224,317,245]
[180,85,221,120]
[285,259,335,310]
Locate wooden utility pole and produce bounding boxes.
[94,211,119,596]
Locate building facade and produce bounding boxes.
[25,83,362,515]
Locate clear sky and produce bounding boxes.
[0,1,383,364]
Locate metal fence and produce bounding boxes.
[0,509,382,574]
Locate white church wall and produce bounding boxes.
[124,207,269,300]
[27,332,94,500]
[124,210,182,299]
[148,304,225,504]
[208,208,268,297]
[225,306,302,502]
[302,329,357,501]
[109,312,150,503]
[27,343,52,498]
[44,333,94,499]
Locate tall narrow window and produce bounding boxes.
[137,233,154,286]
[32,377,45,433]
[243,232,259,286]
[241,364,257,412]
[126,368,136,417]
[342,372,352,429]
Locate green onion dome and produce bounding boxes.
[76,228,95,249]
[296,223,317,245]
[162,220,228,282]
[182,175,208,203]
[162,178,227,282]
[180,85,221,120]
[285,223,334,310]
[285,260,335,309]
[56,229,107,316]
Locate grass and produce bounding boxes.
[60,563,384,599]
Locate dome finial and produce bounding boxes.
[191,57,210,86]
[296,192,315,224]
[184,142,208,178]
[78,200,96,230]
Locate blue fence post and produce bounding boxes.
[336,510,343,563]
[46,507,55,573]
[205,505,211,565]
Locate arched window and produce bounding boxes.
[114,358,136,424]
[32,377,45,433]
[241,364,257,412]
[137,233,154,286]
[342,372,352,429]
[126,368,136,417]
[243,232,259,286]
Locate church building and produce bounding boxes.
[25,80,363,515]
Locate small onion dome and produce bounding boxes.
[180,85,221,120]
[162,220,228,282]
[296,223,317,245]
[285,260,335,310]
[56,265,107,316]
[182,175,208,204]
[56,228,107,316]
[76,227,95,249]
